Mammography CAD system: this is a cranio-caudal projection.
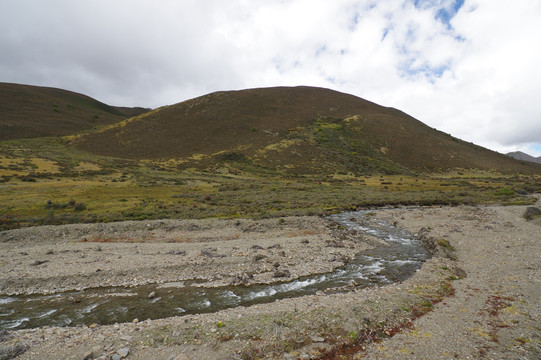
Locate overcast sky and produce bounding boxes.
[1,0,540,157]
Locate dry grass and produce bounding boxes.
[1,159,539,230]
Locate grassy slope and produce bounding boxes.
[1,135,540,230]
[74,86,541,174]
[0,82,149,140]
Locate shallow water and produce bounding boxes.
[0,210,430,330]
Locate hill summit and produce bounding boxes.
[0,82,149,140]
[507,151,541,164]
[73,86,539,174]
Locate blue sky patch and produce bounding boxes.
[349,12,360,31]
[527,144,541,157]
[413,0,465,28]
[436,0,465,27]
[400,59,450,82]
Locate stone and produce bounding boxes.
[310,335,325,342]
[148,291,156,299]
[117,347,130,358]
[273,269,290,278]
[92,345,102,355]
[82,350,94,360]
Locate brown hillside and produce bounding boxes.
[74,86,541,174]
[0,82,149,140]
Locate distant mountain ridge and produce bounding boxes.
[507,151,541,164]
[0,82,149,140]
[72,86,541,174]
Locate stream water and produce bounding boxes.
[0,210,430,330]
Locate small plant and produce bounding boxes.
[437,238,455,251]
[421,300,434,309]
[74,202,86,211]
[494,187,515,196]
[347,330,358,342]
[253,254,266,261]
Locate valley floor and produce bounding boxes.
[0,199,539,359]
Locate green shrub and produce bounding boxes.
[494,187,515,196]
[74,202,87,211]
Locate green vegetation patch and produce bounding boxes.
[1,134,540,230]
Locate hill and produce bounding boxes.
[0,82,149,140]
[74,86,541,174]
[507,151,541,164]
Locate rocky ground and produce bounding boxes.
[0,199,539,359]
[0,216,380,295]
[356,201,541,360]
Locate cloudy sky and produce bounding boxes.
[1,0,540,156]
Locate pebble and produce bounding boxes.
[310,335,325,342]
[92,345,102,355]
[116,347,130,358]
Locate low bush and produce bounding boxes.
[523,207,541,220]
[494,187,515,196]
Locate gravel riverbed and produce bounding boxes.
[0,200,539,359]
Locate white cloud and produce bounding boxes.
[1,0,540,156]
